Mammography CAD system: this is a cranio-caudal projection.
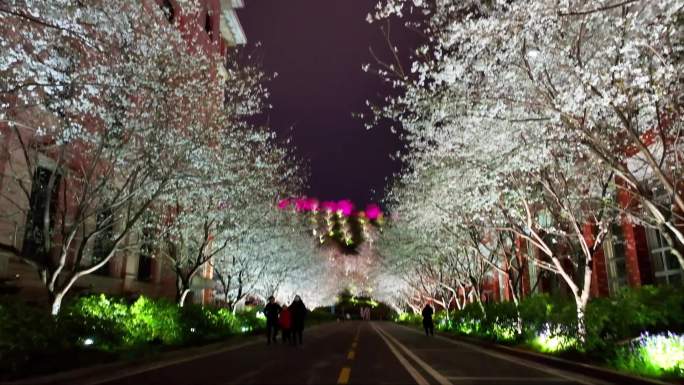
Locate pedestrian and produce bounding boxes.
[289,295,308,345]
[422,302,434,336]
[264,295,281,345]
[279,304,292,344]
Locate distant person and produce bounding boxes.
[360,306,370,321]
[264,296,281,345]
[279,305,292,344]
[289,295,308,345]
[422,302,434,336]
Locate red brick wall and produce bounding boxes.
[583,223,610,297]
[616,178,644,288]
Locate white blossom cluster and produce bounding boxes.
[0,0,303,313]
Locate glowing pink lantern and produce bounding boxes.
[365,204,382,220]
[277,198,291,210]
[322,201,338,212]
[308,198,320,212]
[295,197,311,212]
[336,200,354,217]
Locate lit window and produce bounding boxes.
[603,224,628,294]
[526,240,538,293]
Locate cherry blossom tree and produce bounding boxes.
[0,0,289,314]
[366,0,681,339]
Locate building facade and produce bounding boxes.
[482,191,683,305]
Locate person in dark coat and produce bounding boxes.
[289,295,308,345]
[264,296,281,344]
[422,302,434,336]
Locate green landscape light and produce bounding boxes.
[492,324,517,342]
[532,324,576,353]
[640,332,684,373]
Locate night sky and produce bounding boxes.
[237,1,420,208]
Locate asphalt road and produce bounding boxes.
[97,321,608,385]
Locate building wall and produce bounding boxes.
[491,186,683,304]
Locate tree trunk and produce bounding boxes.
[176,275,191,307]
[50,292,64,316]
[178,288,191,307]
[508,275,523,334]
[575,298,587,343]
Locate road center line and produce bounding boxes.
[375,324,453,385]
[371,322,430,385]
[337,367,351,384]
[347,350,356,360]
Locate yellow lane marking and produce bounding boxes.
[337,367,351,384]
[347,350,356,360]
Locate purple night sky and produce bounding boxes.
[237,1,421,207]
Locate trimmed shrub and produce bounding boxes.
[62,294,130,350]
[127,297,182,345]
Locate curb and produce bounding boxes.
[395,323,677,385]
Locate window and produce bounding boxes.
[161,0,175,23]
[604,224,628,294]
[92,209,114,276]
[137,219,154,281]
[204,11,213,37]
[22,167,60,261]
[646,227,683,286]
[536,209,553,229]
[526,240,538,293]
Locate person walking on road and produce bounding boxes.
[289,295,308,345]
[422,302,434,336]
[279,304,292,344]
[264,296,281,345]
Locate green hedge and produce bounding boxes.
[0,294,266,380]
[394,285,684,379]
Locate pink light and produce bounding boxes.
[322,201,338,212]
[365,204,382,220]
[295,198,311,212]
[337,200,354,217]
[277,198,291,210]
[308,198,320,212]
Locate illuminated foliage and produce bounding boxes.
[64,295,264,349]
[615,333,684,377]
[530,324,578,353]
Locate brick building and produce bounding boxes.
[482,186,683,304]
[0,0,247,305]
